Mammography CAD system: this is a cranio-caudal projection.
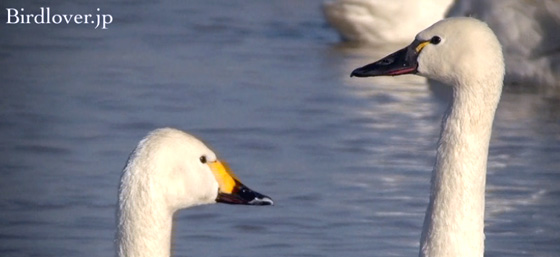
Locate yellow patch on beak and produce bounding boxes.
[415,41,430,53]
[208,160,240,194]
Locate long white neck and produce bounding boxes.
[419,79,502,257]
[116,172,175,257]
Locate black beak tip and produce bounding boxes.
[247,191,274,206]
[216,186,274,206]
[350,62,382,78]
[350,46,417,78]
[250,195,274,206]
[350,68,365,77]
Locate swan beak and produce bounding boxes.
[350,44,420,77]
[209,160,274,206]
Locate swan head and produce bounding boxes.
[119,128,273,214]
[351,17,504,87]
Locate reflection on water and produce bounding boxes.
[0,1,559,257]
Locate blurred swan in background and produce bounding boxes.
[325,0,560,91]
[351,17,504,256]
[116,128,273,257]
[448,0,560,90]
[323,0,454,46]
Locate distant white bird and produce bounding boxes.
[116,128,273,257]
[448,0,560,89]
[323,0,454,46]
[352,17,504,257]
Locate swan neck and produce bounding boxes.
[117,186,175,257]
[419,80,501,257]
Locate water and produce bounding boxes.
[0,1,559,257]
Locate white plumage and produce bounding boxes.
[116,128,272,257]
[351,17,504,257]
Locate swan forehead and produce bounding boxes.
[153,128,217,160]
[182,136,217,160]
[417,17,491,42]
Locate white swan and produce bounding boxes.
[323,0,454,46]
[116,128,273,257]
[351,17,504,257]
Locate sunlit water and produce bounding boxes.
[0,1,559,257]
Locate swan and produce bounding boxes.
[351,17,504,257]
[116,128,273,257]
[323,0,454,46]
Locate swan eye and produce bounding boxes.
[199,155,207,164]
[430,36,441,45]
